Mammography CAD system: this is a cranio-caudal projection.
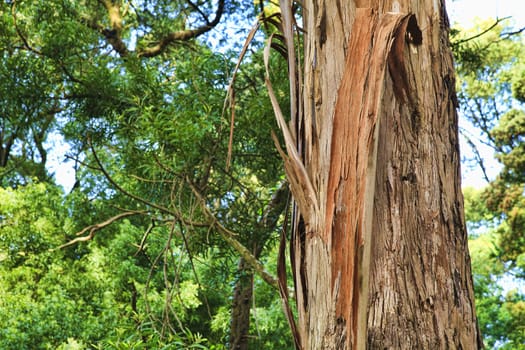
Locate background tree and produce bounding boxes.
[1,0,293,348]
[453,18,525,349]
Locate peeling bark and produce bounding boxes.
[279,0,482,349]
[326,11,417,348]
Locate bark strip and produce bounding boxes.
[325,9,415,348]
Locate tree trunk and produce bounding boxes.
[228,183,289,349]
[229,257,255,350]
[278,0,483,348]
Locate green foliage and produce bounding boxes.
[465,192,525,349]
[1,0,293,345]
[453,20,525,265]
[463,187,498,235]
[0,182,226,349]
[454,19,525,348]
[0,183,111,349]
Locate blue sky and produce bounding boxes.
[448,0,525,188]
[448,0,525,27]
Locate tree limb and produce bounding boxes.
[88,140,279,290]
[452,17,511,47]
[459,128,491,183]
[57,210,147,249]
[138,0,225,58]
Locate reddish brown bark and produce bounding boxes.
[326,10,422,347]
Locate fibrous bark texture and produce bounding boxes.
[280,0,483,349]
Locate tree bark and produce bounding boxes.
[279,0,483,348]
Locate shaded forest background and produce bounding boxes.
[0,1,523,349]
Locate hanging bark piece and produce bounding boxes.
[324,9,415,349]
[265,36,319,233]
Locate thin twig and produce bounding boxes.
[452,17,511,46]
[185,176,280,290]
[88,139,174,215]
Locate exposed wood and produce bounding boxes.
[326,11,416,349]
[286,3,356,347]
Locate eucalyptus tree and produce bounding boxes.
[272,0,480,348]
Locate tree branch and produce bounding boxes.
[452,17,511,47]
[459,128,491,183]
[95,0,128,56]
[501,26,525,38]
[138,0,225,58]
[56,210,147,249]
[89,139,175,215]
[185,176,280,290]
[87,139,279,290]
[186,0,211,25]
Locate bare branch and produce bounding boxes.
[186,0,210,25]
[452,17,511,46]
[501,26,525,37]
[133,219,155,255]
[459,128,491,183]
[56,210,147,249]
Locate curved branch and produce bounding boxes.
[56,210,147,249]
[89,139,175,215]
[138,0,225,58]
[452,17,510,47]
